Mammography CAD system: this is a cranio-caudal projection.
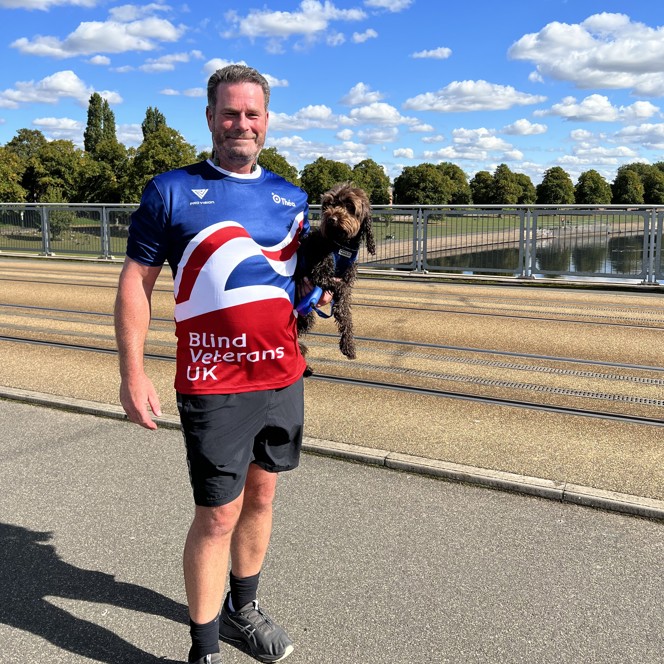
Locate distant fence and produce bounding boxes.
[1,203,662,284]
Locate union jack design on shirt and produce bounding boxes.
[126,160,309,394]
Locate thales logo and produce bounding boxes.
[192,189,209,199]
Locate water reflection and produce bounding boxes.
[425,235,645,277]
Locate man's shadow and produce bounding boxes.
[0,522,187,663]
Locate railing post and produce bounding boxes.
[521,207,531,278]
[40,205,52,256]
[416,208,425,273]
[100,205,111,259]
[646,208,656,284]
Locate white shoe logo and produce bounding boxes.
[192,188,209,200]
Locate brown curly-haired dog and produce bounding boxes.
[296,182,375,372]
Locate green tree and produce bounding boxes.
[196,149,212,162]
[300,157,353,204]
[101,99,117,144]
[30,140,84,202]
[515,173,536,204]
[83,93,104,153]
[642,167,664,204]
[612,169,644,204]
[492,164,521,204]
[352,158,391,204]
[258,147,300,185]
[126,125,197,201]
[393,163,452,204]
[5,128,47,162]
[436,162,471,204]
[469,170,494,204]
[536,166,575,204]
[5,129,48,200]
[574,170,612,204]
[141,107,167,140]
[0,147,27,202]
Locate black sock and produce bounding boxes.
[229,571,261,611]
[188,615,220,662]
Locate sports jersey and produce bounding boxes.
[126,159,309,395]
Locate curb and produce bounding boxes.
[2,386,663,522]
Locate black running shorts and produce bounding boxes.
[177,378,304,507]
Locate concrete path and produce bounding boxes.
[1,399,662,663]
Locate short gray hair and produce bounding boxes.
[207,64,271,111]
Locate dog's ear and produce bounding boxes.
[356,189,376,255]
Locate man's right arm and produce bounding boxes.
[114,257,163,430]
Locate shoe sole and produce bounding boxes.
[219,629,294,663]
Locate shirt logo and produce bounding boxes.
[272,192,296,207]
[190,188,214,206]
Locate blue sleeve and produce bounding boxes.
[126,179,169,267]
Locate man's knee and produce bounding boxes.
[192,500,243,539]
[244,466,278,512]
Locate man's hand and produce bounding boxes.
[299,277,336,307]
[119,373,162,430]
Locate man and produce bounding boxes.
[115,64,324,664]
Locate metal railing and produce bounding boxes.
[1,203,662,284]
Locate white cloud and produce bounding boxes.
[140,51,196,73]
[409,123,434,133]
[326,32,345,46]
[0,70,121,109]
[509,13,664,96]
[88,55,110,66]
[393,147,414,158]
[502,118,547,135]
[200,60,288,91]
[183,88,205,98]
[364,0,413,11]
[270,105,351,131]
[424,127,523,162]
[117,123,143,147]
[615,123,664,150]
[268,135,368,167]
[349,101,419,126]
[32,116,83,141]
[0,0,95,9]
[337,129,354,140]
[224,1,366,45]
[411,46,452,60]
[535,94,660,122]
[357,126,399,144]
[11,11,184,57]
[403,80,546,112]
[340,82,384,106]
[353,28,378,43]
[421,134,445,144]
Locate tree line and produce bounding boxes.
[1,92,663,207]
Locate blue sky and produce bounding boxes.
[0,0,663,184]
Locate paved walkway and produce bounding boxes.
[1,399,663,664]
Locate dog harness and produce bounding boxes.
[295,241,360,317]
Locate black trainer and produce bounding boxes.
[219,593,294,663]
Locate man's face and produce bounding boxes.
[206,81,269,173]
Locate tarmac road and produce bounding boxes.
[0,399,662,664]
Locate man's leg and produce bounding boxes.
[184,497,244,622]
[230,463,277,579]
[183,497,243,662]
[220,465,294,662]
